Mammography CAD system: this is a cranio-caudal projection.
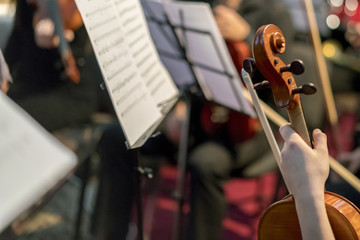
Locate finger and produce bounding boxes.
[312,128,327,154]
[279,124,297,142]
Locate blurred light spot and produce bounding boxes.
[345,0,358,11]
[329,0,344,7]
[0,4,9,15]
[345,7,356,16]
[323,42,336,58]
[326,14,341,29]
[0,3,15,16]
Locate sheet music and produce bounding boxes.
[75,0,178,148]
[0,92,76,232]
[146,0,255,117]
[113,0,178,105]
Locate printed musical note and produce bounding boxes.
[113,0,178,105]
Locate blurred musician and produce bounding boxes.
[4,0,104,131]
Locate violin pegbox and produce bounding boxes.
[251,24,316,110]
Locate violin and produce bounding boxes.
[57,0,83,31]
[31,0,82,83]
[250,24,360,239]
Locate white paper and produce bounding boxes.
[0,92,77,232]
[149,1,255,117]
[75,0,178,148]
[113,0,178,105]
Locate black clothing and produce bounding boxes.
[4,0,104,131]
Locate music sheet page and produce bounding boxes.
[113,0,178,106]
[75,0,178,147]
[0,92,76,232]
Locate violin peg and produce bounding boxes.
[292,83,317,95]
[280,59,305,75]
[254,80,270,90]
[243,58,257,77]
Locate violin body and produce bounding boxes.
[32,0,82,31]
[58,0,83,31]
[258,191,360,239]
[31,0,81,83]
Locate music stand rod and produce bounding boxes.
[171,90,192,240]
[130,150,143,240]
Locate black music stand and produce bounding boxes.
[141,1,255,240]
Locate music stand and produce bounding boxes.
[141,1,255,239]
[0,92,77,234]
[74,0,181,239]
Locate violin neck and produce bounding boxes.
[287,103,312,147]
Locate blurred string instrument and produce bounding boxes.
[57,0,82,31]
[32,0,82,83]
[244,24,360,239]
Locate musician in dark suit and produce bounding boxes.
[4,0,104,131]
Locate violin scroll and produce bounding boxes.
[243,57,316,95]
[250,24,317,145]
[252,24,318,109]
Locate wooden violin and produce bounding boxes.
[57,0,83,31]
[250,24,360,240]
[31,0,82,83]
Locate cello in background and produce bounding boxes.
[250,24,360,239]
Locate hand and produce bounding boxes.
[61,49,80,83]
[279,125,329,199]
[34,18,60,49]
[214,5,250,41]
[1,80,9,93]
